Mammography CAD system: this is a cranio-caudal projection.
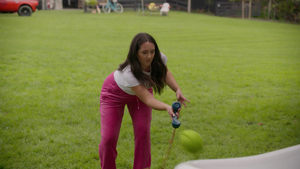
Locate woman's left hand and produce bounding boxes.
[176,89,190,107]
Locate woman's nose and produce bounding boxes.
[146,53,151,59]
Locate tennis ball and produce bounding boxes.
[179,130,203,153]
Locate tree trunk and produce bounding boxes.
[141,0,144,14]
[268,0,272,19]
[187,0,191,13]
[242,0,245,19]
[248,0,252,19]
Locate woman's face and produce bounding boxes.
[137,41,155,72]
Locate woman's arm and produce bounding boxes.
[166,70,189,106]
[166,70,180,92]
[132,85,175,118]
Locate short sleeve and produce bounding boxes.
[160,52,167,65]
[121,66,140,87]
[114,66,141,95]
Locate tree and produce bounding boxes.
[248,0,252,19]
[242,0,245,18]
[269,0,300,22]
[268,0,272,19]
[187,0,191,13]
[231,0,300,22]
[231,0,251,19]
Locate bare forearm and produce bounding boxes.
[165,70,190,106]
[166,70,180,92]
[132,85,170,111]
[143,96,170,111]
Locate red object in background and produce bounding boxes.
[0,0,39,16]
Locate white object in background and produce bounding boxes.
[175,144,300,169]
[160,2,170,16]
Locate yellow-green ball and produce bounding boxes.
[180,130,203,153]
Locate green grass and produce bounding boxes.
[0,10,300,169]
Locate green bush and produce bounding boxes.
[273,0,300,23]
[260,0,300,23]
[85,0,98,6]
[232,0,300,23]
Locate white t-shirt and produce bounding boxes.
[160,3,170,13]
[114,52,167,95]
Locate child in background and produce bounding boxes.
[160,2,170,16]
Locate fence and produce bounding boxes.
[215,0,261,17]
[117,0,188,11]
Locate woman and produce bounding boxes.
[99,33,189,169]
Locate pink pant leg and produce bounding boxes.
[99,72,153,169]
[99,72,127,169]
[99,103,125,169]
[127,99,152,169]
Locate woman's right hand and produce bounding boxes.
[166,105,176,120]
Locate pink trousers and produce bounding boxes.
[99,72,152,169]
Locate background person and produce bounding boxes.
[160,2,170,16]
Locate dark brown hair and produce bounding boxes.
[118,33,167,94]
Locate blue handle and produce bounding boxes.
[172,102,181,113]
[172,102,181,128]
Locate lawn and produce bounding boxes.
[0,10,300,169]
